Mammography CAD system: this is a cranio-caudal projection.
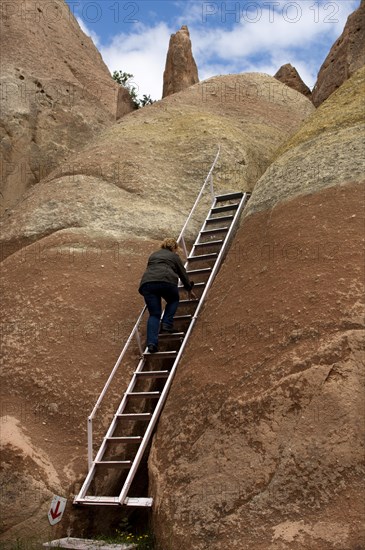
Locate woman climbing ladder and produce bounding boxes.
[138,238,196,353]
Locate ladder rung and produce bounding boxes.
[159,331,185,338]
[178,298,199,304]
[206,215,234,224]
[106,436,142,442]
[179,281,205,288]
[200,226,229,235]
[117,413,152,420]
[143,350,177,358]
[174,314,192,320]
[96,461,132,467]
[211,204,239,214]
[127,391,161,398]
[195,240,223,247]
[125,497,153,507]
[186,267,212,275]
[75,496,120,505]
[215,192,243,201]
[188,253,218,262]
[76,496,154,507]
[135,370,169,378]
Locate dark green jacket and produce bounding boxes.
[139,248,193,291]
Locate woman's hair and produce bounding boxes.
[161,238,178,251]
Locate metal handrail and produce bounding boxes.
[86,146,221,467]
[177,145,220,257]
[87,307,146,468]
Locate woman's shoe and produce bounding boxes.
[160,324,175,333]
[147,344,158,353]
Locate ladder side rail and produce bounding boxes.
[209,174,214,203]
[182,192,249,335]
[177,146,220,255]
[76,355,148,501]
[117,192,249,505]
[86,307,146,468]
[95,355,147,460]
[186,196,220,264]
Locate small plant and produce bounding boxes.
[112,70,155,109]
[112,71,134,87]
[94,517,155,549]
[115,529,154,549]
[139,94,154,107]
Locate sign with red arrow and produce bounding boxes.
[48,495,67,526]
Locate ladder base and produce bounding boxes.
[73,496,153,507]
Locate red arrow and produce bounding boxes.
[50,501,62,520]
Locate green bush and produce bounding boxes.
[112,70,155,109]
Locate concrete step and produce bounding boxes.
[43,538,136,550]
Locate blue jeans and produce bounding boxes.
[139,282,180,346]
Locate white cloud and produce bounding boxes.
[100,22,173,100]
[78,0,359,99]
[190,1,356,59]
[187,0,359,88]
[174,1,207,26]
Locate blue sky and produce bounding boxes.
[65,0,360,100]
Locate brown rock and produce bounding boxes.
[0,230,155,541]
[0,73,314,262]
[312,0,365,106]
[116,85,138,119]
[149,69,365,550]
[0,0,129,215]
[274,63,312,99]
[162,25,199,98]
[0,73,314,539]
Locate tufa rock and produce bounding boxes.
[0,73,314,539]
[274,63,312,99]
[0,0,130,215]
[0,73,314,262]
[162,25,199,98]
[312,0,365,106]
[116,85,138,119]
[149,67,365,550]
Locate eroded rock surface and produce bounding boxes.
[312,0,365,106]
[274,63,312,99]
[162,25,199,98]
[0,0,123,215]
[0,230,155,542]
[0,73,314,262]
[149,68,365,550]
[0,73,314,541]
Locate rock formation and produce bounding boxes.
[149,66,365,550]
[312,0,365,106]
[274,63,312,99]
[0,0,130,216]
[2,1,364,546]
[0,74,314,542]
[0,74,314,262]
[116,85,138,119]
[162,25,199,98]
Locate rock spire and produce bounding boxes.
[162,25,199,98]
[274,63,312,99]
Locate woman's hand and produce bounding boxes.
[187,289,197,300]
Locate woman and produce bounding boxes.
[139,238,196,353]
